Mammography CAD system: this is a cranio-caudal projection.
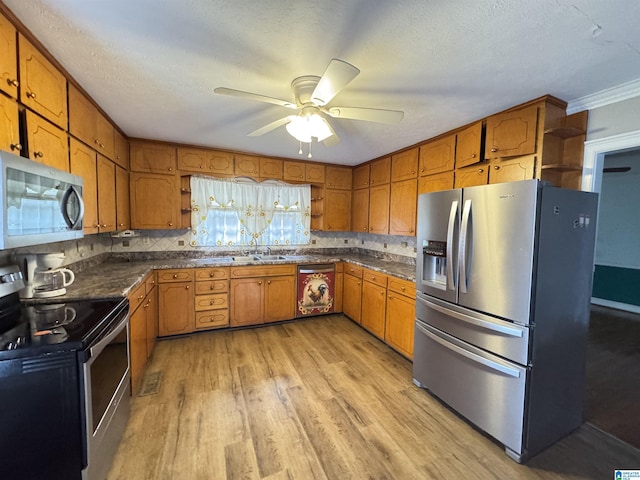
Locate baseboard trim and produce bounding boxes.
[591,297,640,314]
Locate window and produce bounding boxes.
[190,176,310,247]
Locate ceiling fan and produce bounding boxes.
[214,59,404,156]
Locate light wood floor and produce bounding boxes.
[109,315,640,480]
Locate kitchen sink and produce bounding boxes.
[255,255,287,261]
[231,255,259,262]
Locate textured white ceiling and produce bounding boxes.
[4,0,640,165]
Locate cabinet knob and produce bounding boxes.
[173,274,178,278]
[168,222,173,226]
[209,273,215,277]
[267,280,271,285]
[478,169,484,174]
[10,143,22,152]
[168,167,173,171]
[411,171,415,175]
[34,151,44,158]
[494,165,501,170]
[119,223,126,227]
[186,285,190,289]
[210,301,214,305]
[379,290,384,295]
[401,286,405,291]
[471,153,476,158]
[388,295,393,299]
[26,91,36,99]
[7,78,19,87]
[138,294,144,300]
[490,147,498,153]
[258,281,263,285]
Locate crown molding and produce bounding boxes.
[567,79,640,114]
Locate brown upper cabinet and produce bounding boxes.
[326,166,352,190]
[353,163,370,189]
[259,157,283,179]
[419,134,455,176]
[24,110,69,171]
[234,154,260,177]
[69,138,98,234]
[113,130,129,169]
[484,104,538,159]
[130,141,177,174]
[369,157,391,185]
[0,12,18,99]
[305,163,325,184]
[391,148,418,182]
[178,147,234,176]
[18,34,67,130]
[68,84,115,159]
[0,94,21,153]
[454,121,483,168]
[283,160,305,181]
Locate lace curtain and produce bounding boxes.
[190,176,311,247]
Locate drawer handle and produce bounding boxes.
[209,273,215,277]
[210,301,214,305]
[401,286,405,291]
[267,280,271,285]
[258,281,263,285]
[138,294,144,300]
[168,222,174,226]
[210,286,215,290]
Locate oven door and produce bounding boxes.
[81,309,130,480]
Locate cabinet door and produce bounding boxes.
[68,84,97,148]
[489,156,536,184]
[18,34,67,129]
[145,287,158,358]
[342,274,362,324]
[351,188,369,233]
[391,148,418,181]
[368,184,390,234]
[324,189,351,231]
[69,138,98,234]
[419,134,455,176]
[230,278,264,326]
[97,155,116,233]
[455,164,489,188]
[264,275,295,323]
[485,105,538,159]
[325,166,352,190]
[418,171,454,194]
[334,267,343,313]
[115,165,130,231]
[353,164,370,189]
[385,292,415,359]
[25,110,69,171]
[361,281,387,339]
[305,163,325,183]
[369,157,391,185]
[130,172,180,229]
[260,157,283,179]
[129,303,147,395]
[113,130,129,169]
[0,94,22,154]
[158,281,194,336]
[95,112,115,159]
[0,13,18,99]
[234,154,260,177]
[455,121,483,168]
[389,179,417,236]
[130,141,176,174]
[283,160,306,182]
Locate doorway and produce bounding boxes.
[582,131,640,449]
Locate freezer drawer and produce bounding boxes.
[416,293,530,365]
[413,320,527,456]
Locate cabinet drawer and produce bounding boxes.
[195,309,229,330]
[157,269,195,283]
[145,272,157,294]
[195,280,228,295]
[195,293,228,311]
[128,282,146,312]
[230,264,296,278]
[344,263,363,279]
[195,267,229,281]
[388,277,415,297]
[363,268,387,287]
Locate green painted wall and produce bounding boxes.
[592,265,640,306]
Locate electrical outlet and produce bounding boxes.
[384,243,388,248]
[401,241,408,248]
[178,240,184,246]
[122,240,130,247]
[142,236,151,245]
[361,240,364,245]
[344,239,348,244]
[311,239,316,244]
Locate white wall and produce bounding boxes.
[586,95,640,141]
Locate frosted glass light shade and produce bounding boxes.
[286,114,332,143]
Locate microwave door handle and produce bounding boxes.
[459,199,472,293]
[446,200,458,291]
[61,185,84,229]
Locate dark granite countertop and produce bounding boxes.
[40,253,416,303]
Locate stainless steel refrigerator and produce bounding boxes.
[413,179,597,462]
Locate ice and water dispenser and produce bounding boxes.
[419,239,449,289]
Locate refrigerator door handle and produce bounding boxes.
[416,322,521,378]
[459,199,472,293]
[446,200,459,291]
[419,296,524,337]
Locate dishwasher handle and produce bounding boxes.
[298,265,335,274]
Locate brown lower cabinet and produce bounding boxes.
[157,269,195,336]
[342,263,363,323]
[229,265,296,327]
[128,273,157,395]
[385,277,416,359]
[361,269,387,339]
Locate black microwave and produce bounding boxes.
[0,150,84,250]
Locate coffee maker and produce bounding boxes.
[14,253,75,299]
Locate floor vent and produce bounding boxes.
[138,371,162,397]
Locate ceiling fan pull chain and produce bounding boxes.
[308,142,313,159]
[298,141,303,156]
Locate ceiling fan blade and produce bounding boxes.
[214,87,297,109]
[323,119,340,147]
[327,106,404,124]
[248,116,293,136]
[311,59,360,106]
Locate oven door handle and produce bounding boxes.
[88,313,129,360]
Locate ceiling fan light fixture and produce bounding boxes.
[285,113,332,143]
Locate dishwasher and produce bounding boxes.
[296,264,335,317]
